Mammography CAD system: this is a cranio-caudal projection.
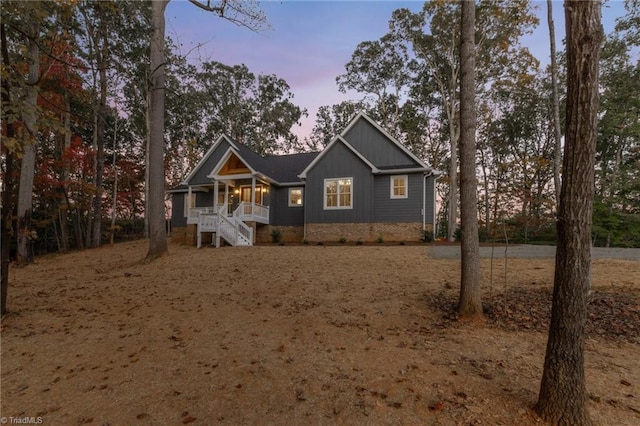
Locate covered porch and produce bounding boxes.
[185,177,271,226]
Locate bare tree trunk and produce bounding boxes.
[146,0,169,260]
[84,4,109,248]
[448,126,458,242]
[16,17,40,264]
[548,0,563,208]
[535,1,602,424]
[1,23,15,315]
[457,0,482,319]
[110,118,119,245]
[58,90,71,252]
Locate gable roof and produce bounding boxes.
[341,112,431,170]
[182,134,319,186]
[181,134,238,185]
[299,112,432,179]
[298,135,380,179]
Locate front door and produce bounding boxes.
[240,185,263,205]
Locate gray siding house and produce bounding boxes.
[169,112,438,246]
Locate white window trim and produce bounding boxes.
[288,187,304,207]
[390,175,408,199]
[323,177,353,210]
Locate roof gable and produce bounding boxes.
[299,135,379,179]
[182,135,238,185]
[341,112,430,170]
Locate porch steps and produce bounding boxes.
[197,211,253,248]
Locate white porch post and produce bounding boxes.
[224,184,229,215]
[251,176,256,215]
[213,180,219,211]
[187,185,192,217]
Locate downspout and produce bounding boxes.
[302,179,307,240]
[423,173,427,234]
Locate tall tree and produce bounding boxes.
[387,0,537,241]
[547,0,563,206]
[146,0,169,260]
[535,1,603,424]
[1,22,16,316]
[146,0,268,260]
[457,0,482,318]
[16,5,42,264]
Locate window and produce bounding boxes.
[288,188,303,207]
[324,178,352,209]
[390,175,408,199]
[183,192,196,217]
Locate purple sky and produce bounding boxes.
[166,0,627,141]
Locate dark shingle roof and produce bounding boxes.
[229,138,319,184]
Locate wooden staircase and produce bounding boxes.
[196,206,253,248]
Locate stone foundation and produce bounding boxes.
[305,222,431,243]
[172,225,212,246]
[256,225,304,244]
[172,223,432,245]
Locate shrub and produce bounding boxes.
[377,235,384,244]
[270,229,282,244]
[339,237,347,244]
[422,230,434,243]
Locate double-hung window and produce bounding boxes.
[288,188,303,207]
[390,175,408,199]
[324,178,352,209]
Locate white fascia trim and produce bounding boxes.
[298,135,379,179]
[206,146,258,179]
[166,186,209,194]
[341,111,432,170]
[278,181,307,187]
[182,135,236,185]
[375,167,431,175]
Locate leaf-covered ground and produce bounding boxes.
[2,241,639,425]
[430,288,640,343]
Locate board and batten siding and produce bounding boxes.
[270,186,305,226]
[342,119,417,168]
[373,173,424,222]
[170,190,214,227]
[304,141,373,224]
[187,139,231,185]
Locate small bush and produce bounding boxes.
[270,229,282,244]
[377,236,384,244]
[302,239,309,245]
[316,241,324,246]
[422,230,434,243]
[356,240,363,245]
[339,237,347,244]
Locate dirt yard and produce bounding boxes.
[2,240,639,425]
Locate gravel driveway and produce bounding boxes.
[427,244,640,261]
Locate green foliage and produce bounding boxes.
[422,230,434,243]
[339,237,346,244]
[270,228,282,244]
[376,235,384,244]
[592,202,640,247]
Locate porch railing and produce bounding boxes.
[187,207,216,224]
[234,202,269,223]
[196,212,218,248]
[218,209,253,247]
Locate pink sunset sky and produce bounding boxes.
[165,0,628,142]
